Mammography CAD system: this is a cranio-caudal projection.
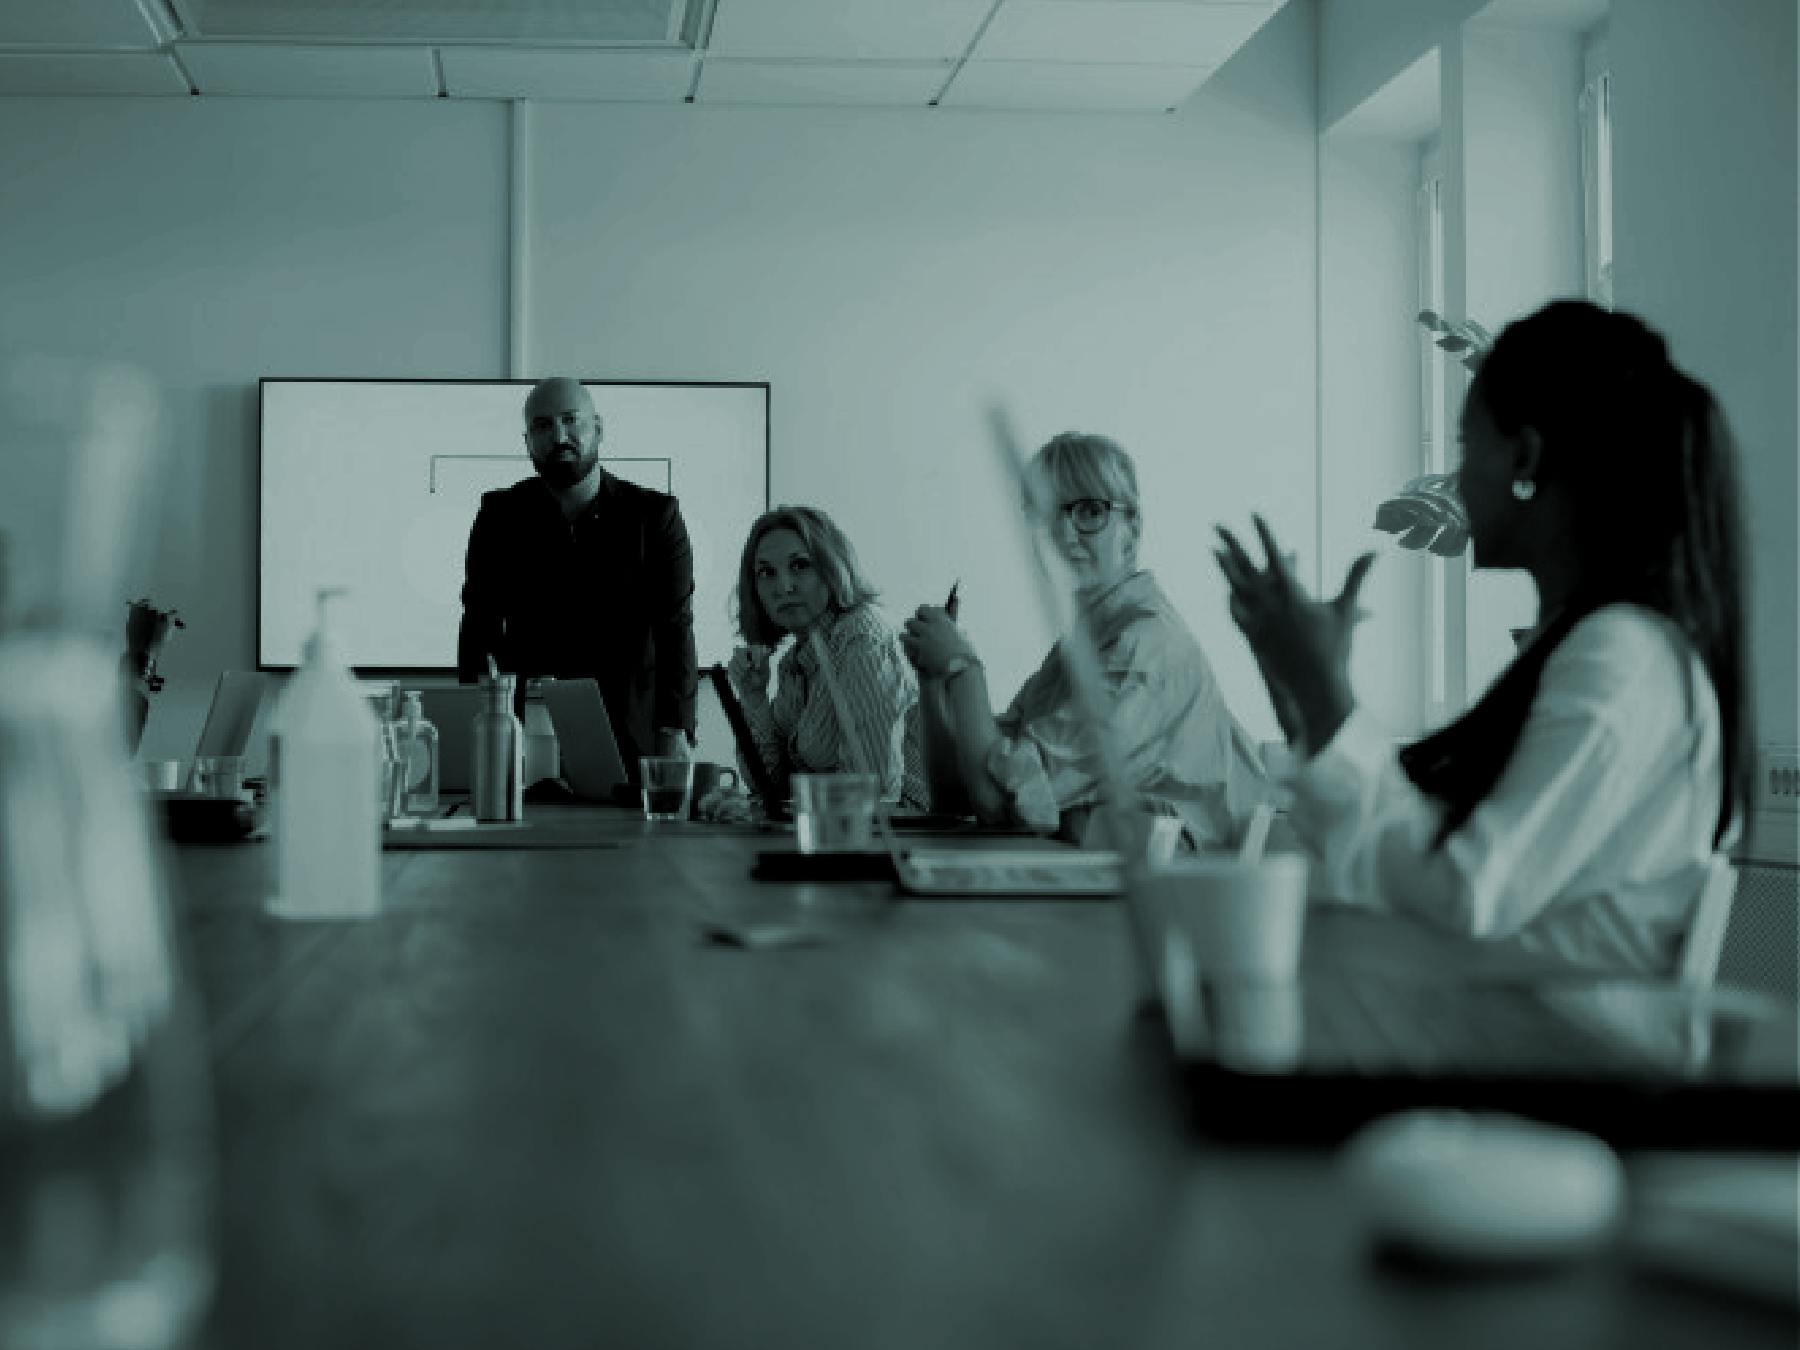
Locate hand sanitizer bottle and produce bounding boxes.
[398,690,439,816]
[267,588,380,919]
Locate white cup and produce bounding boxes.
[1149,852,1310,983]
[142,758,185,792]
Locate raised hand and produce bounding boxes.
[1214,514,1374,753]
[727,644,774,702]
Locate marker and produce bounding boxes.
[945,579,961,621]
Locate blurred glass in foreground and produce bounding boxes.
[0,357,216,1348]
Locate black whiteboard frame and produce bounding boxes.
[256,377,772,676]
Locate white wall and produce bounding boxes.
[1320,0,1490,130]
[1318,136,1428,732]
[1610,0,1799,745]
[0,0,1321,765]
[526,21,1318,735]
[0,99,509,758]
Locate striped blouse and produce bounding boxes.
[743,603,928,808]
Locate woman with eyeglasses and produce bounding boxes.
[1216,301,1752,975]
[901,432,1268,847]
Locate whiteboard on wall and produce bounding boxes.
[259,379,769,671]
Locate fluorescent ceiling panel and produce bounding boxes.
[0,51,189,94]
[440,46,694,99]
[178,42,437,95]
[697,59,949,106]
[706,0,994,61]
[939,59,1209,112]
[0,0,165,46]
[185,0,684,44]
[975,1,1277,66]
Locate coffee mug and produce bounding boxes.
[688,762,740,817]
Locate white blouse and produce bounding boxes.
[1291,604,1728,976]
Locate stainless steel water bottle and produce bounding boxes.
[472,670,523,822]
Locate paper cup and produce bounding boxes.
[1149,852,1310,983]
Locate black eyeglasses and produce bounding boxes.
[1055,498,1130,536]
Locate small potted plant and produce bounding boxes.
[125,598,184,692]
[1370,311,1493,556]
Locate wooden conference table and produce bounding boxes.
[171,808,1796,1350]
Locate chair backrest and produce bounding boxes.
[1716,861,1799,999]
[1677,855,1737,989]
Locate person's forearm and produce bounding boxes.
[650,616,698,736]
[1293,673,1355,761]
[740,689,786,781]
[917,682,972,814]
[941,668,1010,822]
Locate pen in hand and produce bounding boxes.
[945,579,960,621]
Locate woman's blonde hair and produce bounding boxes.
[734,505,880,646]
[1032,432,1141,519]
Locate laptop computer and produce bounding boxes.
[540,677,630,803]
[417,686,482,792]
[195,670,266,759]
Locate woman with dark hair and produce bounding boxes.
[904,432,1269,848]
[1216,300,1751,975]
[726,505,926,807]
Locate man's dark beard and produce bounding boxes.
[537,445,597,490]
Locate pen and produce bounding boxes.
[945,580,960,621]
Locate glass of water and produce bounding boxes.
[793,772,879,853]
[0,633,217,1350]
[639,756,696,821]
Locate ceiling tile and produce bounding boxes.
[706,0,994,61]
[938,59,1209,112]
[696,59,948,106]
[0,51,189,94]
[0,0,165,47]
[177,42,437,96]
[187,0,684,44]
[975,1,1275,66]
[440,47,695,100]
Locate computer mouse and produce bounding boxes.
[1342,1110,1625,1265]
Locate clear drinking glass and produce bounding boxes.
[792,772,879,853]
[0,356,216,1350]
[0,636,217,1350]
[639,756,695,821]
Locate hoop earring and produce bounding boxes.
[1511,479,1537,502]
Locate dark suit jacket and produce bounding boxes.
[457,471,698,768]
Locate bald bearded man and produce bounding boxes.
[457,377,697,770]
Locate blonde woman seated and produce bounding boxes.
[726,506,927,808]
[900,432,1268,848]
[1216,301,1752,977]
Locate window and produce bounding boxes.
[1579,32,1614,306]
[1416,140,1450,712]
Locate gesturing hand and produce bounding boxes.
[1214,515,1374,753]
[900,606,976,681]
[727,644,774,702]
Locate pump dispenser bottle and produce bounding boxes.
[267,588,381,918]
[398,690,440,816]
